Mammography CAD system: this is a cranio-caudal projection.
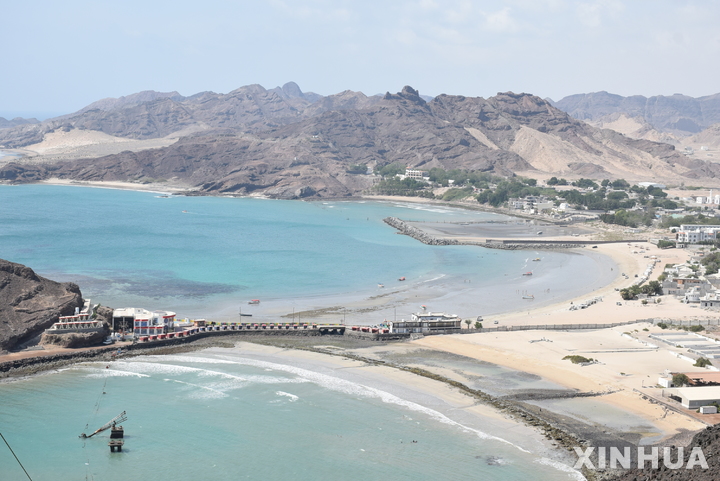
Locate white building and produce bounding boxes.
[676,225,720,244]
[404,169,429,181]
[668,386,720,409]
[112,307,176,336]
[638,182,666,189]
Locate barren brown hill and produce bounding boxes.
[3,85,720,197]
[0,259,84,352]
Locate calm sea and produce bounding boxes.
[0,349,583,481]
[0,184,611,322]
[0,185,593,480]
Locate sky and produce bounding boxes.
[2,0,719,119]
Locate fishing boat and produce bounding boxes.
[398,276,406,281]
[522,272,533,276]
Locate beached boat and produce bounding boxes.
[522,272,533,276]
[522,295,535,299]
[248,299,260,305]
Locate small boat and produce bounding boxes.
[522,272,533,276]
[532,258,541,262]
[398,277,406,281]
[182,210,188,213]
[240,313,253,317]
[378,283,384,288]
[523,295,535,299]
[248,299,260,305]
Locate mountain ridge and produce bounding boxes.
[2,84,720,197]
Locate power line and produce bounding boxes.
[0,431,33,481]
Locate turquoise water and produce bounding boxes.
[0,185,600,479]
[0,350,582,481]
[0,185,611,322]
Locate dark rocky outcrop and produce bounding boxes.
[607,424,720,481]
[40,328,108,349]
[0,259,84,352]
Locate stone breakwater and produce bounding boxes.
[383,217,583,250]
[383,217,459,245]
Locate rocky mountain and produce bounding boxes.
[0,82,378,149]
[0,259,84,352]
[3,85,720,197]
[0,116,39,130]
[551,91,720,136]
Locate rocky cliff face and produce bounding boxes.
[0,259,84,352]
[607,424,720,481]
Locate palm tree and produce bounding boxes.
[464,319,472,329]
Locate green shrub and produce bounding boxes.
[694,357,713,368]
[562,355,594,364]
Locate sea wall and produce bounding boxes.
[383,217,459,246]
[383,217,645,250]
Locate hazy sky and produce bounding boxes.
[2,0,719,118]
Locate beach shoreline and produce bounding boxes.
[1,187,712,476]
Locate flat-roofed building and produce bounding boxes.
[668,386,720,409]
[389,312,462,334]
[404,169,429,181]
[112,307,176,335]
[676,225,720,244]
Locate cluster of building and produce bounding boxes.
[653,332,720,412]
[662,261,720,308]
[690,190,720,206]
[507,195,557,213]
